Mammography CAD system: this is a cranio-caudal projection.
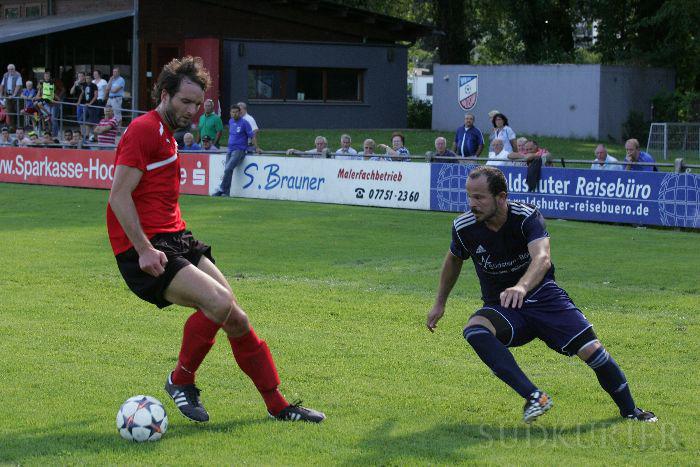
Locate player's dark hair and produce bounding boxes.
[491,113,509,128]
[152,56,211,101]
[468,166,508,196]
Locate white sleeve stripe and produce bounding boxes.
[146,154,177,171]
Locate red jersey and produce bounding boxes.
[106,110,186,255]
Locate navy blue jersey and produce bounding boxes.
[450,201,555,304]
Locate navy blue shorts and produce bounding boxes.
[476,281,595,356]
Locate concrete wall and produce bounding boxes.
[432,64,675,142]
[222,40,408,129]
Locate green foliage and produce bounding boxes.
[622,110,649,142]
[0,183,698,464]
[407,96,432,128]
[652,90,700,123]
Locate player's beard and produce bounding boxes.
[163,102,191,130]
[471,202,498,223]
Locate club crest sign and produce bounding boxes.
[458,74,478,111]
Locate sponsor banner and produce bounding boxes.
[0,147,211,195]
[209,155,430,209]
[430,163,700,228]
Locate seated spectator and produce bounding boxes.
[28,131,41,145]
[181,132,201,151]
[486,139,511,166]
[200,134,215,151]
[287,136,329,158]
[490,113,517,153]
[508,139,550,164]
[335,134,360,160]
[516,137,528,155]
[93,105,119,146]
[453,113,484,158]
[13,127,31,147]
[361,138,376,159]
[41,130,57,145]
[591,144,621,170]
[72,129,84,148]
[377,132,411,161]
[0,101,8,126]
[0,126,13,146]
[624,138,656,171]
[433,136,457,162]
[61,129,74,148]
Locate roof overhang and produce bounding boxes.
[0,10,134,45]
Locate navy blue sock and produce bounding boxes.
[586,347,636,416]
[464,325,538,399]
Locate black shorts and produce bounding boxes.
[115,230,214,308]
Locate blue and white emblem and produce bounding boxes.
[458,74,478,111]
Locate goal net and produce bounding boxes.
[647,122,700,161]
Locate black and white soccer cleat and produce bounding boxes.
[625,408,658,422]
[270,401,326,423]
[164,373,209,422]
[523,390,553,423]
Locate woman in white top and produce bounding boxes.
[489,113,517,153]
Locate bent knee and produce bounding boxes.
[465,315,496,334]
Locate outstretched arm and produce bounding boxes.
[427,251,464,332]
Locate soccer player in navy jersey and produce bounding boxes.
[107,56,324,423]
[426,165,656,423]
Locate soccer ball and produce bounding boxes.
[116,395,168,442]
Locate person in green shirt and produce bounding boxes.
[197,98,223,147]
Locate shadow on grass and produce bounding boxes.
[0,417,267,463]
[346,417,625,465]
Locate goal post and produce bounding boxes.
[647,122,700,161]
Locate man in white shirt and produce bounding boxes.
[591,144,621,170]
[486,138,511,166]
[92,70,108,106]
[335,134,360,160]
[236,101,261,152]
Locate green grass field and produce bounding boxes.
[1,183,698,465]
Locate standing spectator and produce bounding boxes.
[237,101,261,152]
[486,139,511,166]
[377,132,411,161]
[197,99,223,147]
[0,126,13,146]
[93,105,119,146]
[0,64,22,128]
[490,113,517,153]
[13,127,31,147]
[624,139,656,171]
[287,136,329,158]
[106,67,126,124]
[335,134,360,160]
[591,144,621,170]
[92,70,108,108]
[361,138,376,159]
[433,136,458,161]
[212,104,256,197]
[182,132,201,150]
[71,72,98,141]
[453,113,484,158]
[19,81,38,129]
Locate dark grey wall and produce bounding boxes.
[222,40,407,129]
[598,66,675,141]
[432,64,675,142]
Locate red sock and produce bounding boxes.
[228,328,288,415]
[171,310,221,385]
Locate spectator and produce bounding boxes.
[13,127,31,147]
[71,129,83,148]
[182,132,201,150]
[0,64,22,128]
[287,136,329,158]
[106,67,125,124]
[28,131,40,145]
[335,134,360,160]
[453,113,484,159]
[93,105,119,146]
[212,104,256,197]
[0,126,13,146]
[19,81,38,129]
[61,129,74,148]
[377,132,411,161]
[197,98,223,147]
[361,138,376,159]
[41,130,57,145]
[33,71,56,132]
[624,138,656,171]
[92,70,108,108]
[433,136,458,162]
[237,101,261,153]
[591,144,621,170]
[490,113,517,153]
[200,134,215,151]
[71,71,98,141]
[516,137,528,155]
[508,139,550,164]
[0,101,8,127]
[486,139,511,166]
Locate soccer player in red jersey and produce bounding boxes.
[107,56,324,423]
